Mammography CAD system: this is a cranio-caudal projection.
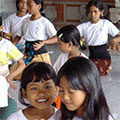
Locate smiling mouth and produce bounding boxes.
[37,99,48,103]
[64,103,72,107]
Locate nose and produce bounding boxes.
[38,89,45,97]
[63,92,70,101]
[23,2,26,7]
[90,12,95,17]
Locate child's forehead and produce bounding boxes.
[31,79,54,84]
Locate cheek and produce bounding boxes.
[73,93,86,106]
[59,92,64,100]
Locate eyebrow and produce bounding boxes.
[29,84,39,87]
[44,81,53,85]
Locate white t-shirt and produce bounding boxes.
[0,38,23,76]
[77,19,120,46]
[7,107,58,120]
[0,38,23,65]
[3,13,30,44]
[0,75,9,108]
[53,52,88,74]
[18,16,57,42]
[54,110,116,120]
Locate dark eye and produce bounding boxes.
[45,85,52,89]
[68,89,74,94]
[30,87,38,90]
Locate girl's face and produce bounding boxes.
[18,0,27,12]
[59,76,86,111]
[27,0,41,15]
[58,38,70,53]
[89,5,103,23]
[23,79,59,110]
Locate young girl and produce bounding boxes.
[8,62,59,120]
[55,57,114,120]
[77,0,120,76]
[0,26,25,89]
[53,25,88,74]
[2,0,29,53]
[14,0,57,65]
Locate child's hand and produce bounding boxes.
[33,41,44,51]
[6,75,16,90]
[109,38,120,52]
[0,25,3,31]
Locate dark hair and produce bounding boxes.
[16,0,21,11]
[16,0,27,12]
[57,57,111,120]
[19,62,56,106]
[57,25,86,50]
[86,0,104,15]
[57,25,81,46]
[33,0,46,17]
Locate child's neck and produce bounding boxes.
[75,107,83,118]
[30,13,42,21]
[68,47,81,59]
[16,11,27,17]
[23,106,54,120]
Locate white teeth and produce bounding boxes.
[37,99,47,102]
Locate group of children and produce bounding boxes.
[0,0,120,119]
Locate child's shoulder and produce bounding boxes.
[40,16,53,24]
[1,38,14,46]
[7,109,27,120]
[53,109,83,120]
[53,109,61,120]
[48,107,58,120]
[81,52,88,59]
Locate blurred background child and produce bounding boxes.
[53,25,88,74]
[2,0,29,53]
[77,0,120,76]
[14,0,57,65]
[0,25,25,89]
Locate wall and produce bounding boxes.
[0,0,16,12]
[44,0,115,29]
[0,0,115,29]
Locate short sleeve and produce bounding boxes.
[106,20,120,37]
[7,41,23,61]
[2,15,11,34]
[45,19,57,38]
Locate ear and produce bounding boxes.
[22,88,28,99]
[38,4,41,10]
[101,10,104,16]
[54,86,59,98]
[67,41,73,48]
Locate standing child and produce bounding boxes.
[55,57,115,120]
[8,62,59,120]
[14,0,57,65]
[77,0,120,75]
[2,0,29,53]
[53,25,88,74]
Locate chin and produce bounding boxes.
[66,106,77,111]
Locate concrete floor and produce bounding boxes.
[9,44,120,120]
